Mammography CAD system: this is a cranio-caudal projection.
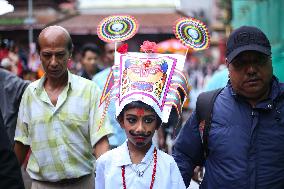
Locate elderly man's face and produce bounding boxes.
[228,51,273,101]
[38,29,71,79]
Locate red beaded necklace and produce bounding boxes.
[121,147,157,189]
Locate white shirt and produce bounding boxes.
[95,141,186,189]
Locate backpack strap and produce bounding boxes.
[196,88,223,158]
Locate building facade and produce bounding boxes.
[231,0,284,81]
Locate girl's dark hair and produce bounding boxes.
[117,101,162,127]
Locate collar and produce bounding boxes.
[34,70,73,95]
[114,140,155,167]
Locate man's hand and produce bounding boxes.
[14,141,29,166]
[93,136,110,159]
[192,166,203,185]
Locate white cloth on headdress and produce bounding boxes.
[95,141,186,189]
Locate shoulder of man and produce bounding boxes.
[93,68,111,82]
[196,87,224,158]
[0,69,29,99]
[196,88,223,121]
[96,145,119,164]
[26,79,40,90]
[279,82,284,92]
[0,68,30,86]
[0,68,10,80]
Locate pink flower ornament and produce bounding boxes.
[140,41,158,53]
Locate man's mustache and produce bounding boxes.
[129,130,152,137]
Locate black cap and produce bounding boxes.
[226,26,271,63]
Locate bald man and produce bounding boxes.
[14,26,112,189]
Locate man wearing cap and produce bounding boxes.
[173,26,284,188]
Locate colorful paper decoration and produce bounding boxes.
[99,52,189,124]
[174,17,210,51]
[97,15,139,43]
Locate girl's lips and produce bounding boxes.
[134,137,146,142]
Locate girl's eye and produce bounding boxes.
[144,118,154,124]
[126,118,136,124]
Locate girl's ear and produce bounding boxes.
[120,121,125,129]
[156,123,161,130]
[116,115,125,128]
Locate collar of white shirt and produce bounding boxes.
[113,140,155,167]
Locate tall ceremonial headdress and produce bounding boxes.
[97,15,210,129]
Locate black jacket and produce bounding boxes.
[0,109,25,188]
[0,68,29,142]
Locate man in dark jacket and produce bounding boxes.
[173,26,284,189]
[0,109,25,189]
[0,68,29,142]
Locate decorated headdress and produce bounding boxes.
[97,15,209,128]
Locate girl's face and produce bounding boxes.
[120,107,158,148]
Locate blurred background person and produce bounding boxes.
[0,57,17,74]
[203,63,229,91]
[78,43,102,80]
[93,42,126,149]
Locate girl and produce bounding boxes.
[95,41,189,189]
[96,101,186,189]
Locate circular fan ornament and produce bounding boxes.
[97,15,139,43]
[174,17,210,51]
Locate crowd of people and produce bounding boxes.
[0,24,284,189]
